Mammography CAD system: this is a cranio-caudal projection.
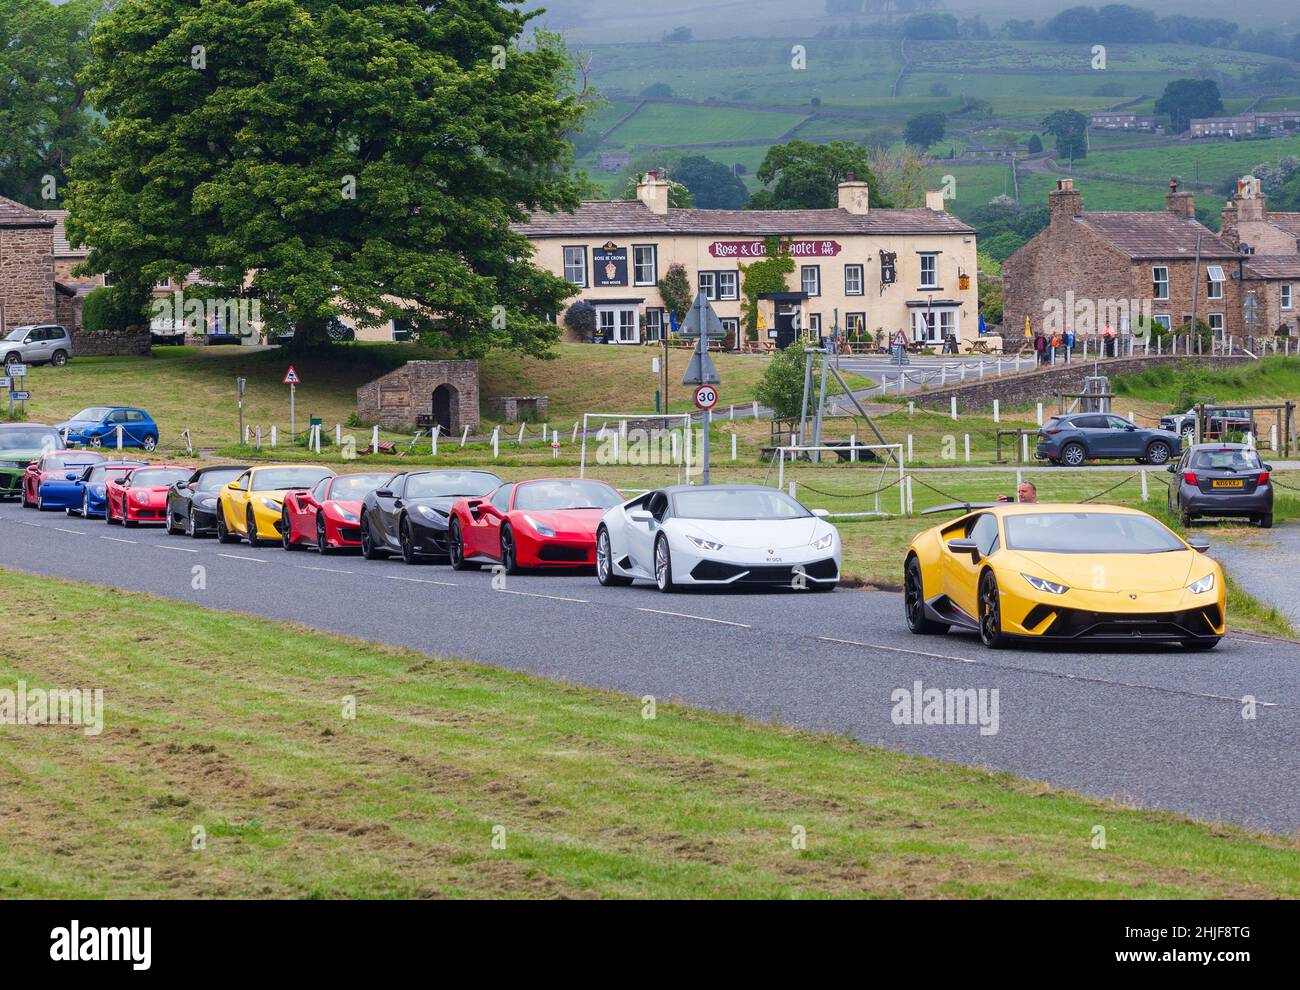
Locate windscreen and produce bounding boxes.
[69,408,112,422]
[130,468,191,488]
[404,472,500,499]
[1004,512,1184,554]
[251,467,333,491]
[195,468,246,493]
[514,480,622,511]
[329,474,392,500]
[0,428,59,452]
[1191,449,1262,471]
[673,489,809,520]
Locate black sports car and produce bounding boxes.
[360,469,504,563]
[165,464,251,537]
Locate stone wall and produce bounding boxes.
[70,329,153,357]
[356,360,480,432]
[487,396,548,422]
[0,226,56,329]
[910,354,1254,412]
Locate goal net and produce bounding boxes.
[578,412,695,487]
[770,442,906,517]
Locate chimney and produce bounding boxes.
[1049,177,1082,225]
[924,189,946,212]
[636,169,671,215]
[1231,175,1266,223]
[1165,177,1196,218]
[837,171,870,215]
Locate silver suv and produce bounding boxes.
[2,324,73,368]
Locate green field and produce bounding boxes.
[602,102,804,148]
[2,566,1297,898]
[1077,134,1300,186]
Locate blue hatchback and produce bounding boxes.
[69,461,148,518]
[56,406,161,451]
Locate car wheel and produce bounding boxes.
[1061,442,1086,467]
[1181,427,1195,446]
[104,498,115,524]
[282,510,300,550]
[1145,440,1171,465]
[654,534,676,593]
[51,350,68,367]
[123,511,138,528]
[361,519,387,560]
[21,483,32,509]
[187,511,199,538]
[89,436,102,448]
[141,434,158,452]
[215,508,239,544]
[978,570,1008,649]
[448,518,479,571]
[35,489,44,511]
[500,523,522,575]
[82,491,90,518]
[596,527,633,587]
[1179,508,1194,528]
[400,518,421,565]
[166,509,181,536]
[905,557,948,634]
[3,352,19,368]
[1257,513,1273,529]
[1182,638,1221,651]
[246,509,263,547]
[316,515,332,555]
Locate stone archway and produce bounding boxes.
[355,360,480,433]
[431,383,457,434]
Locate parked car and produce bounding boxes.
[105,464,194,526]
[56,406,161,451]
[447,478,623,573]
[0,423,62,499]
[216,464,335,546]
[1167,443,1274,528]
[165,465,251,537]
[1159,407,1253,444]
[1,324,72,368]
[282,471,396,554]
[22,450,105,510]
[1037,413,1180,466]
[358,470,503,562]
[67,461,148,518]
[597,484,841,592]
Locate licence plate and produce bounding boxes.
[1211,479,1244,489]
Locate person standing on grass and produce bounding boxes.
[998,481,1038,504]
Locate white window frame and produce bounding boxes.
[717,270,739,300]
[632,244,657,287]
[644,308,664,341]
[1206,265,1224,300]
[1152,266,1169,301]
[1282,284,1293,310]
[698,271,717,301]
[807,314,821,335]
[844,264,864,296]
[939,310,956,339]
[801,265,821,297]
[1152,314,1171,331]
[595,305,639,344]
[563,246,588,287]
[1208,313,1224,339]
[919,253,939,290]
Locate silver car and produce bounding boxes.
[2,324,73,368]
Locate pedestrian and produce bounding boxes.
[1065,328,1075,363]
[1103,322,1116,358]
[997,481,1038,504]
[1051,331,1062,365]
[1034,331,1047,366]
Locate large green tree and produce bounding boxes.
[672,155,747,210]
[748,141,888,210]
[1041,110,1089,161]
[904,112,947,149]
[66,0,592,353]
[0,0,100,206]
[1155,79,1222,134]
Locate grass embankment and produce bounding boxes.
[1,567,1296,899]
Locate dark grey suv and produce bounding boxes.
[1167,443,1274,528]
[1037,412,1181,467]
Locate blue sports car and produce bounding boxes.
[56,406,161,451]
[69,461,148,518]
[27,450,106,510]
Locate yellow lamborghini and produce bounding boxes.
[216,464,335,547]
[903,503,1226,650]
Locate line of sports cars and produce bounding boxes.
[1,420,1230,649]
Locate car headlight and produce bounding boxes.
[685,534,723,552]
[1022,573,1069,595]
[260,497,282,511]
[414,505,443,522]
[1187,573,1216,595]
[523,514,556,538]
[336,508,359,523]
[134,491,150,504]
[196,495,217,509]
[93,485,105,496]
[811,532,834,551]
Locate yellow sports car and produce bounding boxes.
[903,503,1226,650]
[216,464,335,547]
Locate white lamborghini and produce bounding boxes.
[595,484,841,592]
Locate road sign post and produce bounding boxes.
[283,366,300,437]
[237,377,247,444]
[680,291,724,484]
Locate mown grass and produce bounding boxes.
[0,567,1296,899]
[1112,355,1300,406]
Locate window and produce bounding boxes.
[596,305,639,344]
[644,308,664,342]
[913,310,938,342]
[919,253,938,289]
[633,245,657,286]
[970,514,1000,557]
[563,247,587,287]
[1152,314,1171,331]
[939,310,956,339]
[616,309,638,343]
[598,309,615,339]
[845,313,866,336]
[720,317,739,341]
[1206,265,1224,300]
[1152,266,1169,300]
[807,314,821,336]
[698,271,716,301]
[717,271,738,300]
[844,264,864,295]
[490,484,514,513]
[1208,313,1224,338]
[1283,284,1293,310]
[801,265,821,297]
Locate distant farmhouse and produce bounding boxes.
[1089,112,1158,131]
[1189,110,1300,138]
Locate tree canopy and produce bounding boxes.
[904,112,947,150]
[1155,79,1223,133]
[748,141,888,210]
[671,155,748,210]
[66,0,591,354]
[1041,110,1089,161]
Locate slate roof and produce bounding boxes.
[1243,255,1300,279]
[513,200,974,238]
[1264,212,1300,241]
[40,210,87,257]
[0,195,55,227]
[1074,212,1238,260]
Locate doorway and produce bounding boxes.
[431,383,457,434]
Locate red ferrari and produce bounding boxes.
[448,477,624,573]
[280,472,393,553]
[106,464,193,526]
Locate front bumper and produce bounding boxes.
[673,541,841,586]
[125,498,168,523]
[516,529,597,566]
[0,463,30,497]
[1000,582,1226,642]
[404,515,450,556]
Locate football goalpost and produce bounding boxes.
[578,412,695,485]
[773,442,906,517]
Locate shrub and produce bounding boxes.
[754,345,814,419]
[563,300,597,342]
[82,286,144,332]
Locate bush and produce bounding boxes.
[754,346,814,419]
[563,300,597,343]
[82,286,144,332]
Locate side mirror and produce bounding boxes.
[374,489,393,499]
[1187,537,1210,554]
[628,509,654,524]
[947,538,980,560]
[65,472,78,481]
[227,482,243,492]
[1264,463,1273,471]
[811,508,830,519]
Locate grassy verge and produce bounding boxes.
[0,567,1296,899]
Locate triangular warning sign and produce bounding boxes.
[681,350,720,386]
[283,366,300,385]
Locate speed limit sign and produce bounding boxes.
[694,384,718,410]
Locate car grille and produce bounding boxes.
[690,557,838,583]
[1023,604,1221,640]
[538,544,591,563]
[339,527,363,543]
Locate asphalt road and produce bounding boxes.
[2,504,1298,834]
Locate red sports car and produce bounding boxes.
[448,477,624,573]
[22,449,105,509]
[280,472,394,553]
[106,464,193,526]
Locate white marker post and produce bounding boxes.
[552,429,559,460]
[116,426,124,452]
[907,434,913,461]
[371,425,379,454]
[1140,469,1149,502]
[1036,402,1043,426]
[950,397,958,421]
[492,427,499,459]
[993,398,1000,423]
[431,425,439,456]
[964,434,970,463]
[1021,433,1029,461]
[271,425,277,448]
[336,423,342,446]
[460,425,470,447]
[731,433,737,461]
[255,426,262,449]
